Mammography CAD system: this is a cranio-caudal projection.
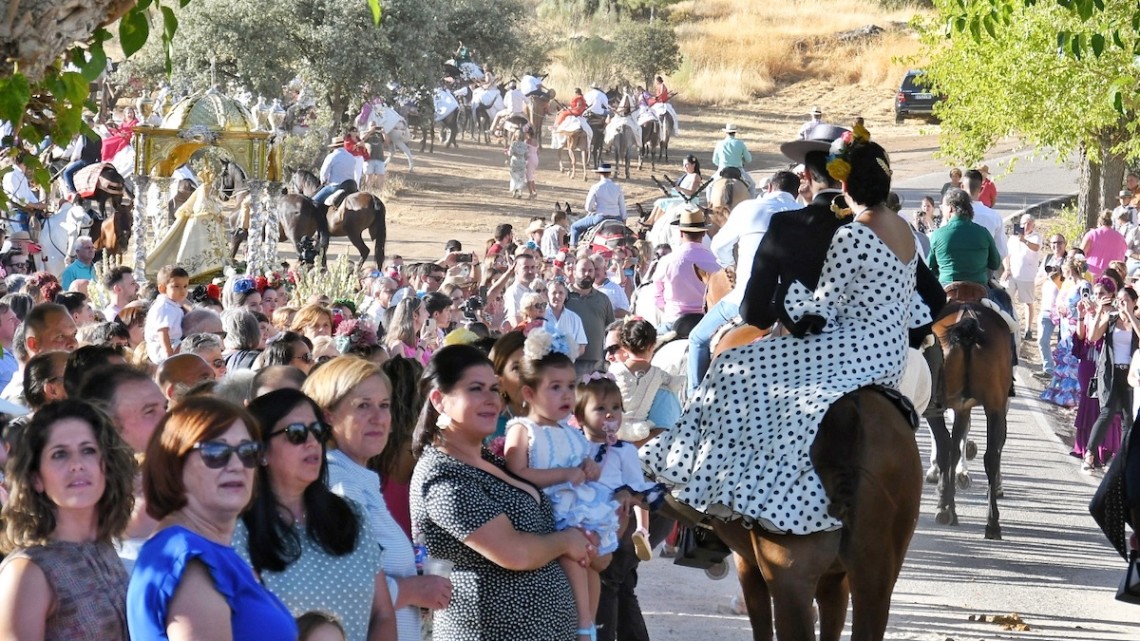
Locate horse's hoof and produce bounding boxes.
[984,525,1002,540]
[925,464,940,484]
[964,440,978,460]
[994,483,1004,499]
[956,472,971,490]
[935,510,951,525]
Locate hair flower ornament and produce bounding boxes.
[254,275,269,294]
[444,327,480,347]
[523,327,573,361]
[333,318,379,354]
[232,276,256,295]
[825,122,872,184]
[579,371,616,385]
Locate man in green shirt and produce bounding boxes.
[928,188,1002,286]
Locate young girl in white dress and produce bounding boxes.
[575,372,668,562]
[504,328,620,641]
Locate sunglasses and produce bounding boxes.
[192,440,262,469]
[269,421,331,445]
[294,351,314,363]
[604,344,621,356]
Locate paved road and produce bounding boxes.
[634,369,1138,640]
[891,150,1079,222]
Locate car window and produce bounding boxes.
[901,73,929,92]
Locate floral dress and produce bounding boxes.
[1041,281,1085,407]
[507,140,528,193]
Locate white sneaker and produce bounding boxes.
[632,528,652,562]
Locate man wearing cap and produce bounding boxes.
[711,123,755,196]
[570,164,627,247]
[312,136,361,208]
[798,106,823,139]
[654,207,722,330]
[1003,214,1041,339]
[2,154,46,234]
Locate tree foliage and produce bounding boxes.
[918,0,1138,224]
[614,21,682,90]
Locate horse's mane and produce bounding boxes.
[291,169,320,196]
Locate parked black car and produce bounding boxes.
[894,69,940,124]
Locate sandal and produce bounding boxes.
[576,625,597,641]
[1082,452,1096,473]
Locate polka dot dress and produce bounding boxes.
[642,223,931,535]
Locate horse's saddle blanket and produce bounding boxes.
[862,383,919,432]
[636,109,658,127]
[73,163,119,199]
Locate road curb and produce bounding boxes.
[1013,368,1101,487]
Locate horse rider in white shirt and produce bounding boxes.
[583,84,611,117]
[490,80,526,135]
[570,163,626,247]
[312,136,362,207]
[2,154,46,233]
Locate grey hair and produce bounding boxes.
[179,332,223,355]
[181,308,221,336]
[214,369,256,406]
[220,308,261,351]
[942,188,974,221]
[372,277,397,295]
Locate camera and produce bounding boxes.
[297,236,320,265]
[1011,223,1023,236]
[459,295,484,321]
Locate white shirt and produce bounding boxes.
[970,201,1009,259]
[710,190,800,305]
[584,89,610,116]
[2,167,39,209]
[1008,232,1041,281]
[595,278,630,313]
[585,177,626,219]
[546,306,587,350]
[504,89,526,114]
[504,281,534,324]
[520,75,542,95]
[541,224,564,258]
[145,294,184,364]
[319,148,358,185]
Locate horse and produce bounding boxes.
[287,169,387,268]
[587,113,607,168]
[658,110,674,162]
[639,114,660,171]
[434,87,461,149]
[706,169,751,234]
[554,116,591,181]
[927,300,1012,540]
[93,197,133,264]
[36,203,91,275]
[71,162,130,224]
[605,114,640,180]
[219,159,247,200]
[707,386,923,641]
[526,92,556,149]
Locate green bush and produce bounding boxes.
[562,36,620,88]
[614,21,682,90]
[1039,203,1087,248]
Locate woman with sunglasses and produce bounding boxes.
[127,396,297,641]
[0,400,136,641]
[513,291,549,334]
[303,357,451,641]
[234,389,397,641]
[260,331,315,375]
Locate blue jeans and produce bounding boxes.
[570,214,618,246]
[1038,315,1057,375]
[61,160,89,195]
[312,184,336,207]
[8,210,29,233]
[687,298,739,393]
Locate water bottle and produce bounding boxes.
[413,529,429,575]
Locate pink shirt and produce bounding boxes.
[1082,226,1128,277]
[654,240,722,321]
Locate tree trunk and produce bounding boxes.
[1078,143,1101,229]
[0,0,138,81]
[1099,128,1127,221]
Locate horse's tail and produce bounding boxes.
[814,393,863,527]
[369,195,387,269]
[945,315,983,400]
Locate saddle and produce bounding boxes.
[944,281,987,303]
[718,166,743,181]
[323,179,359,208]
[73,163,120,199]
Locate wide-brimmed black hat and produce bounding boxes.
[780,124,851,163]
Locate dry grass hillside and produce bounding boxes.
[543,0,929,105]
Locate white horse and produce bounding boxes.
[38,202,92,276]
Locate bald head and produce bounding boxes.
[155,353,216,400]
[252,364,307,398]
[181,308,223,337]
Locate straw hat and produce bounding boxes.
[671,206,710,232]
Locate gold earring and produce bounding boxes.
[830,195,853,219]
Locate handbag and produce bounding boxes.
[672,524,731,570]
[1116,550,1140,605]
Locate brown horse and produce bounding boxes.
[526,92,556,149]
[289,170,386,268]
[92,197,133,263]
[927,301,1012,539]
[556,125,590,181]
[705,387,923,641]
[698,266,769,357]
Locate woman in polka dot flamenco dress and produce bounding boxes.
[643,134,931,535]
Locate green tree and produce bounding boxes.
[613,21,681,91]
[918,0,1137,226]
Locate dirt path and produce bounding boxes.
[318,80,1014,264]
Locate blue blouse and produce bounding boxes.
[127,526,298,641]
